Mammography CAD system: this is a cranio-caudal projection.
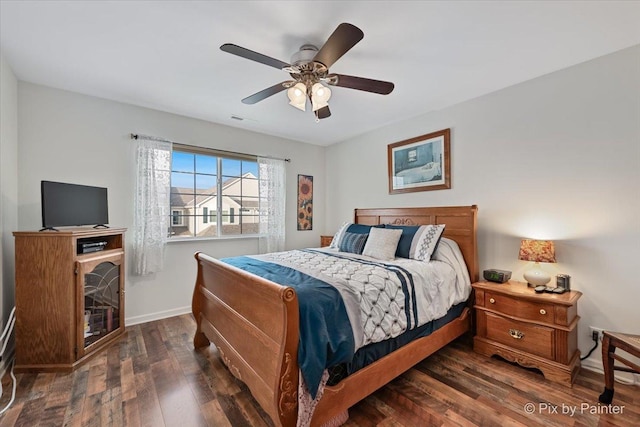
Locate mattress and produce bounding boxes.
[326,300,467,386]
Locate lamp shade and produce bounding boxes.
[287,82,307,111]
[519,239,556,287]
[311,82,331,112]
[518,239,556,263]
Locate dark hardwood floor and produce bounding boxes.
[1,314,638,426]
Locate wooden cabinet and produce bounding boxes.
[472,280,582,386]
[13,228,126,372]
[320,235,333,247]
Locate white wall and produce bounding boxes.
[0,52,18,328]
[17,83,325,324]
[326,45,640,378]
[11,45,639,381]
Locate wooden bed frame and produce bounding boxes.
[192,205,478,426]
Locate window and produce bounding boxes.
[171,210,184,226]
[170,146,261,238]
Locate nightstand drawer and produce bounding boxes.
[485,312,554,359]
[484,291,554,324]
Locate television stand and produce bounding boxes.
[39,227,59,232]
[13,227,126,372]
[93,224,110,229]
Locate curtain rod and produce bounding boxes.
[130,133,291,162]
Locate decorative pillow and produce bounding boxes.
[330,223,384,249]
[408,224,446,261]
[338,232,369,254]
[384,224,421,258]
[362,227,403,261]
[329,221,351,249]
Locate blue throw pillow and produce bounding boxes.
[339,231,369,254]
[330,222,384,249]
[346,223,384,234]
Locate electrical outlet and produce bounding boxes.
[589,326,604,342]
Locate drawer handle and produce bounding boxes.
[509,329,524,339]
[540,309,546,315]
[489,298,496,304]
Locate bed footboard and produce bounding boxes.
[192,252,299,427]
[310,307,471,426]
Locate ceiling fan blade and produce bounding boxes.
[326,74,394,95]
[313,23,364,69]
[316,106,331,119]
[221,43,290,70]
[242,81,292,104]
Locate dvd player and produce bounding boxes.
[78,241,108,254]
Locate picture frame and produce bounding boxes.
[297,174,313,230]
[388,128,451,194]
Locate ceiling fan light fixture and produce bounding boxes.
[287,82,307,111]
[222,23,394,119]
[311,82,331,112]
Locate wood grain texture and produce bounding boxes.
[354,206,479,282]
[600,331,640,405]
[1,315,638,427]
[473,281,582,386]
[192,205,479,426]
[320,235,333,247]
[13,228,126,373]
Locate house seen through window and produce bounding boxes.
[170,147,260,238]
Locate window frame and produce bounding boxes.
[171,209,184,226]
[169,144,262,240]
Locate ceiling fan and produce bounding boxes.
[220,23,394,120]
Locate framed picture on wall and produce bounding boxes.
[388,128,451,194]
[297,174,313,230]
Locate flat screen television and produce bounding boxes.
[41,181,109,229]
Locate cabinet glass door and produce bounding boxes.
[76,252,123,357]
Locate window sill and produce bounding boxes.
[167,234,262,243]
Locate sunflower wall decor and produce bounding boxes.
[297,174,313,230]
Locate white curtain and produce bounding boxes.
[133,139,172,275]
[258,157,286,254]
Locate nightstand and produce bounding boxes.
[472,280,582,386]
[320,235,333,247]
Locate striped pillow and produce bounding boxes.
[338,232,369,254]
[330,222,384,249]
[329,222,351,249]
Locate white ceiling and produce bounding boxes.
[1,1,639,146]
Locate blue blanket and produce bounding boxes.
[221,255,355,399]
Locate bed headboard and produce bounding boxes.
[354,205,479,282]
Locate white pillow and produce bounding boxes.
[409,224,446,261]
[362,227,402,261]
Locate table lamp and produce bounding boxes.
[518,239,556,287]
